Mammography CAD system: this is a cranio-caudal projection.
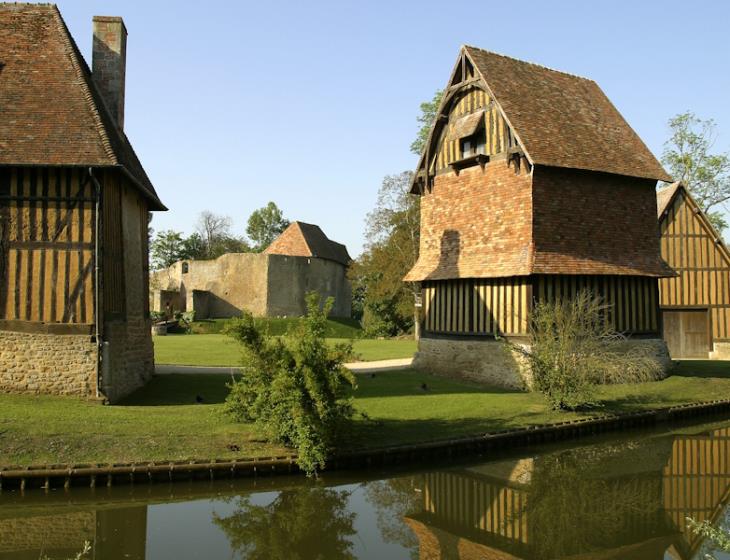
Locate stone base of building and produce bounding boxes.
[710,342,730,360]
[102,319,155,403]
[413,336,672,390]
[413,336,532,390]
[0,330,97,397]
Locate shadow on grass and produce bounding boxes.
[342,412,557,451]
[670,360,730,379]
[119,374,236,406]
[594,392,680,415]
[351,372,523,399]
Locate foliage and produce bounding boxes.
[662,111,730,233]
[364,477,420,549]
[150,230,187,269]
[350,172,419,336]
[194,210,249,259]
[518,290,663,410]
[213,488,356,559]
[688,516,730,560]
[410,89,444,155]
[223,293,356,474]
[150,310,165,323]
[246,201,290,252]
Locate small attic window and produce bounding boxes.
[182,262,189,274]
[460,132,485,158]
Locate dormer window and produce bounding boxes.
[460,133,485,158]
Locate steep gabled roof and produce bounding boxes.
[0,3,166,210]
[657,182,730,265]
[264,222,351,266]
[414,46,670,188]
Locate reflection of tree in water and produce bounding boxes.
[212,487,356,560]
[365,476,421,554]
[518,443,668,559]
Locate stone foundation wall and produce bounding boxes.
[413,336,531,390]
[414,336,672,390]
[0,331,97,396]
[711,342,730,360]
[102,318,154,403]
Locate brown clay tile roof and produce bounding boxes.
[656,182,682,217]
[464,46,672,183]
[264,222,351,266]
[0,3,166,210]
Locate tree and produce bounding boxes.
[150,230,187,270]
[181,232,206,260]
[349,172,420,336]
[410,89,443,156]
[196,210,233,257]
[246,202,290,252]
[662,112,730,233]
[223,293,355,474]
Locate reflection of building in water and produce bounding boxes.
[406,427,730,560]
[0,506,146,560]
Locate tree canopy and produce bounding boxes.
[246,202,290,252]
[662,111,730,233]
[410,89,443,156]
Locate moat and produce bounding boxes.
[4,417,730,560]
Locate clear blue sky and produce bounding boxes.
[58,0,730,255]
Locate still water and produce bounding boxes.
[4,419,730,560]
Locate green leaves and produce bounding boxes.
[223,292,356,474]
[662,111,730,234]
[246,201,290,252]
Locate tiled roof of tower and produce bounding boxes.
[464,46,672,183]
[0,3,166,210]
[264,222,351,266]
[657,182,682,216]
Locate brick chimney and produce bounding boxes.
[92,16,127,129]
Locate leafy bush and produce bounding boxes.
[688,517,730,560]
[518,290,662,410]
[150,310,165,323]
[223,293,356,474]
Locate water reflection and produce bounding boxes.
[212,489,357,559]
[2,423,730,559]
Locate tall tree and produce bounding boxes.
[246,201,290,252]
[410,89,443,156]
[150,230,187,270]
[662,111,730,233]
[196,210,234,257]
[349,172,419,336]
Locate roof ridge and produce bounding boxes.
[463,44,595,83]
[49,4,117,164]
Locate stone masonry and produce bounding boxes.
[0,331,97,396]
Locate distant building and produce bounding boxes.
[151,222,351,318]
[405,46,674,387]
[0,5,166,401]
[657,182,730,359]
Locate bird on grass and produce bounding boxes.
[195,395,204,403]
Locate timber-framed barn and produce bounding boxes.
[405,46,674,387]
[657,182,730,359]
[0,4,166,401]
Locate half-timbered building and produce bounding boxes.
[657,182,730,359]
[0,4,166,401]
[405,46,674,387]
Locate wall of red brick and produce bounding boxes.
[531,167,666,276]
[406,157,533,281]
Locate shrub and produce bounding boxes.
[518,290,662,410]
[149,310,165,323]
[687,517,730,560]
[223,293,356,474]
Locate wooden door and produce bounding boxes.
[663,310,710,358]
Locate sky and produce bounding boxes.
[57,0,730,256]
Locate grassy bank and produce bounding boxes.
[1,361,729,467]
[188,317,363,337]
[153,334,417,365]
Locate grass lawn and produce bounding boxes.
[1,360,729,467]
[153,334,417,365]
[187,317,363,337]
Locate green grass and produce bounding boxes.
[1,360,729,467]
[153,334,417,365]
[188,316,363,337]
